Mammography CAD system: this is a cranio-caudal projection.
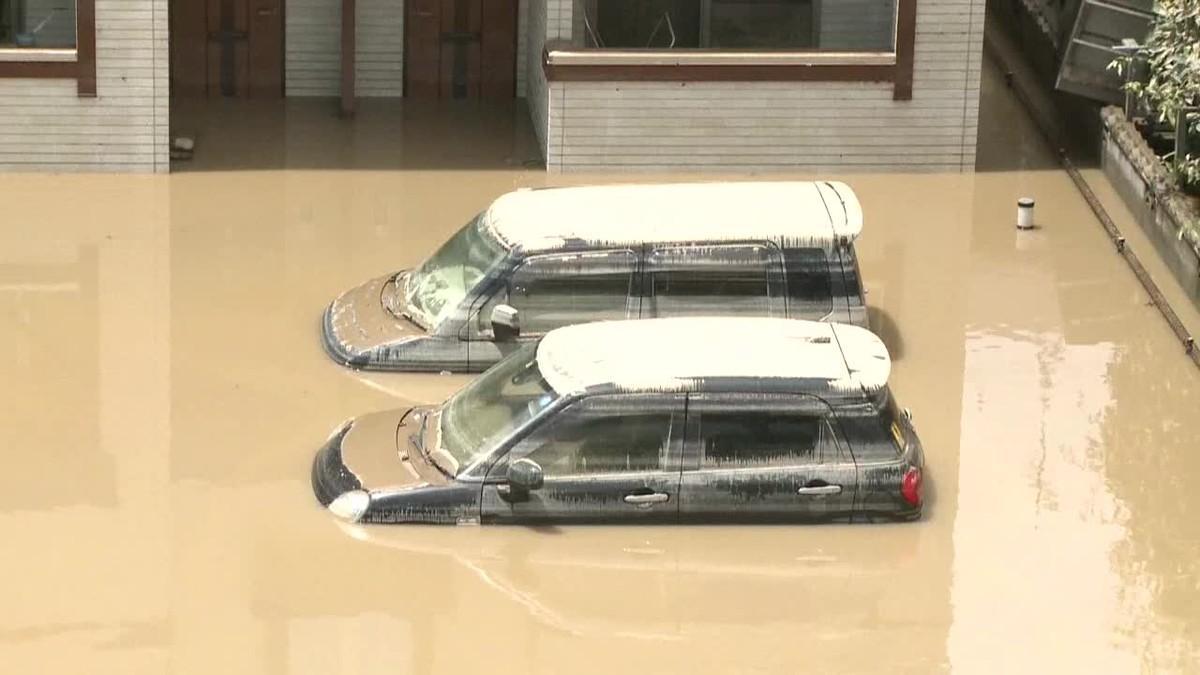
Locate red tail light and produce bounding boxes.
[901,467,923,507]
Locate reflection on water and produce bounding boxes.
[3,66,1200,673]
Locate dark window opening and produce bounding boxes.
[648,244,781,318]
[785,248,833,318]
[697,410,836,468]
[522,411,675,477]
[579,0,897,52]
[0,0,76,48]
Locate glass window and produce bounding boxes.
[507,250,636,335]
[838,244,864,306]
[401,215,508,331]
[785,248,833,318]
[696,409,838,469]
[648,244,780,318]
[515,407,675,477]
[837,388,905,462]
[439,343,560,475]
[576,0,896,52]
[0,0,76,49]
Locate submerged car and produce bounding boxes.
[312,317,924,525]
[322,181,868,372]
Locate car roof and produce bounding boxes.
[535,318,889,398]
[483,181,863,254]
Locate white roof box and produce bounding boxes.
[485,181,863,253]
[536,317,890,397]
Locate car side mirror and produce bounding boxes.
[491,304,520,341]
[508,458,544,491]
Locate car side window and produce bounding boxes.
[837,244,864,307]
[498,401,677,478]
[482,250,636,337]
[696,409,839,469]
[784,248,833,318]
[836,401,903,463]
[647,244,784,318]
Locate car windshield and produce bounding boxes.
[402,215,508,330]
[438,343,559,473]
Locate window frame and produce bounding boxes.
[783,245,835,319]
[498,248,640,338]
[643,240,787,319]
[543,0,916,101]
[485,394,686,481]
[682,392,850,472]
[0,0,96,96]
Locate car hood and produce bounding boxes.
[324,273,426,365]
[339,407,451,493]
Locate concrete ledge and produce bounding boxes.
[1101,106,1200,299]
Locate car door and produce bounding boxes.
[642,243,786,319]
[678,393,858,523]
[480,394,684,524]
[464,249,638,370]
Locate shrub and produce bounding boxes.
[1111,0,1200,189]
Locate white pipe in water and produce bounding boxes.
[1017,198,1036,230]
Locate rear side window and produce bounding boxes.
[836,392,905,463]
[838,244,864,307]
[695,410,841,469]
[647,244,784,318]
[784,248,833,318]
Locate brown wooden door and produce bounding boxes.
[170,0,283,98]
[404,0,517,99]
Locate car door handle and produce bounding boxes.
[797,485,842,496]
[624,492,669,506]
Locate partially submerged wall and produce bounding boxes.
[0,0,169,172]
[540,0,984,172]
[1101,106,1200,301]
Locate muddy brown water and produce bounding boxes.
[3,62,1200,673]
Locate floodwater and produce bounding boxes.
[3,61,1200,674]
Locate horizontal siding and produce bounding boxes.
[542,0,984,172]
[547,0,571,40]
[286,0,342,96]
[0,0,168,172]
[516,0,528,96]
[357,0,404,96]
[286,0,405,97]
[527,0,550,158]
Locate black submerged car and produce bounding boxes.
[313,317,924,525]
[322,181,869,373]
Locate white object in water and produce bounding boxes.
[1017,197,1036,230]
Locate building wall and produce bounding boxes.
[286,0,405,96]
[539,0,985,172]
[516,0,528,96]
[526,0,550,156]
[0,0,170,172]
